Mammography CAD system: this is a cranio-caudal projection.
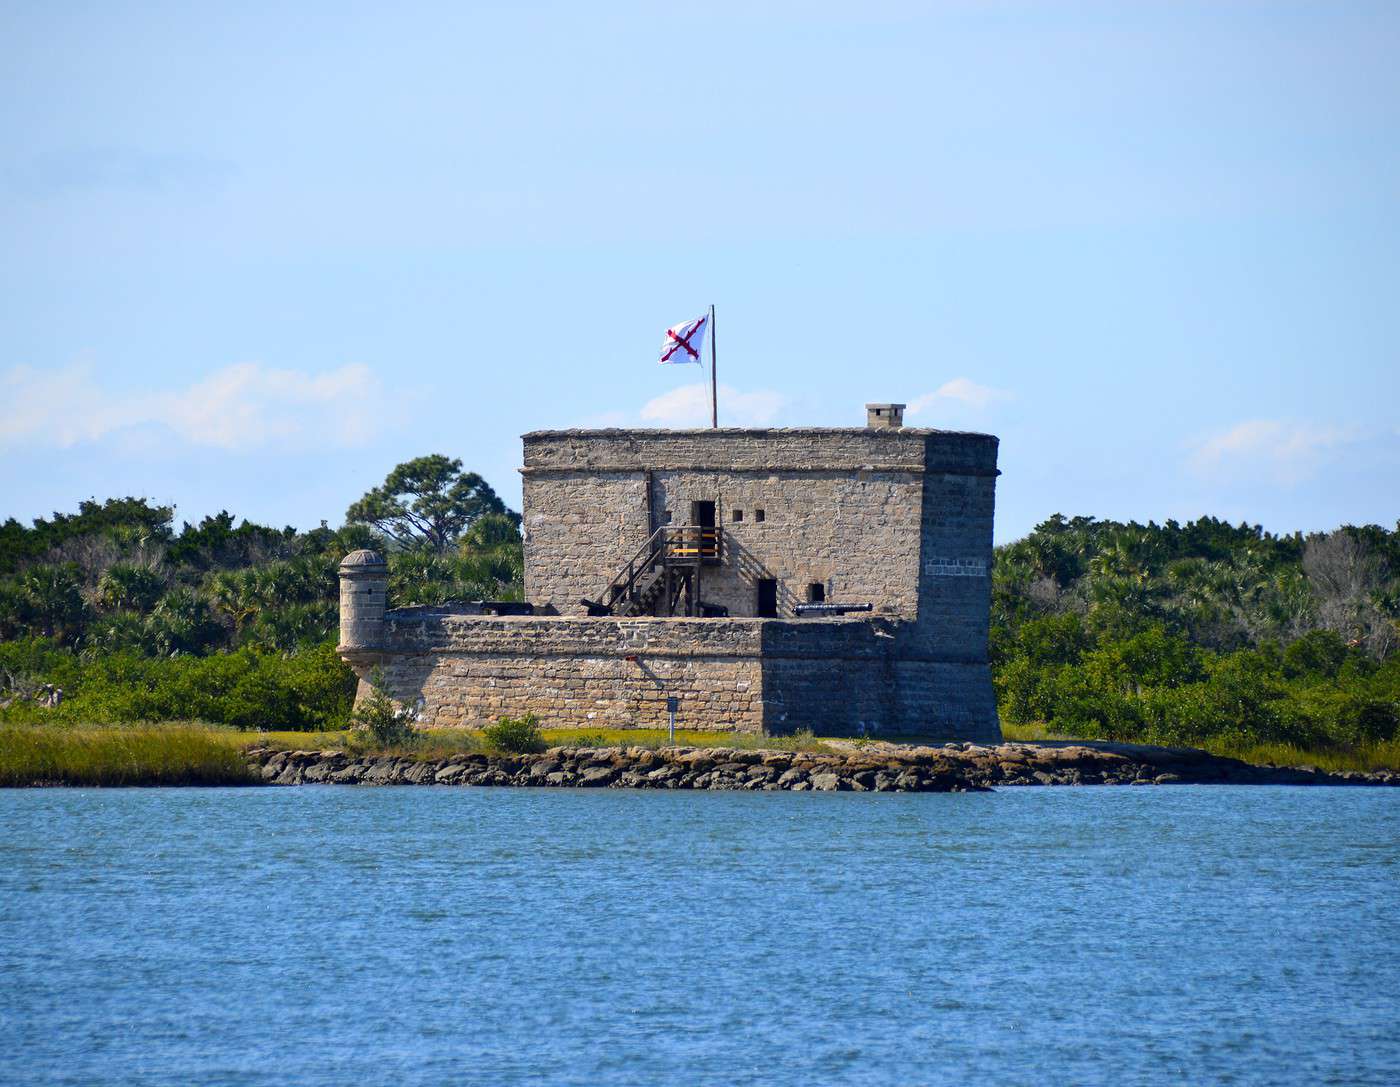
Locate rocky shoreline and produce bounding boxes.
[245,741,1400,791]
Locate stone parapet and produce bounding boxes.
[521,428,998,476]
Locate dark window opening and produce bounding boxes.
[756,578,778,618]
[755,509,765,523]
[661,510,672,524]
[689,500,718,558]
[807,582,825,603]
[732,509,744,523]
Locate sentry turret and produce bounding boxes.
[337,548,387,655]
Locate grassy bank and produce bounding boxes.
[5,720,1395,788]
[0,724,831,787]
[999,720,1400,773]
[0,725,258,787]
[253,726,830,760]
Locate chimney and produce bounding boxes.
[865,403,905,429]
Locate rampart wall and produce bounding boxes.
[346,613,1001,742]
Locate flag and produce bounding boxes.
[659,313,708,364]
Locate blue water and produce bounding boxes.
[1,786,1397,1086]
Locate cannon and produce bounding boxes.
[793,602,874,617]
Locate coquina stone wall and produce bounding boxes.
[342,612,1001,742]
[338,423,1003,742]
[520,427,997,623]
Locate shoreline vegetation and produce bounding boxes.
[2,723,1397,789]
[1,486,1397,784]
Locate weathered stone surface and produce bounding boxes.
[239,740,1399,794]
[339,425,1003,743]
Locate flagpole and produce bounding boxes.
[709,303,718,428]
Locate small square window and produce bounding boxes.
[661,510,673,524]
[807,582,826,603]
[732,509,744,522]
[755,509,765,523]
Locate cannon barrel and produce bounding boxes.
[793,602,874,617]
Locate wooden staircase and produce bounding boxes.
[582,525,721,617]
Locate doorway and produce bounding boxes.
[756,578,778,618]
[690,500,718,559]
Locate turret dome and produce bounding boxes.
[339,548,387,569]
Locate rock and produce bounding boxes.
[248,737,1394,793]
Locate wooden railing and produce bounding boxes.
[665,525,721,561]
[591,525,723,615]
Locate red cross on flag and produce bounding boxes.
[659,313,708,365]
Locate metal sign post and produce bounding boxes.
[666,695,679,745]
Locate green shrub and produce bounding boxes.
[483,713,545,754]
[1331,694,1400,745]
[1282,630,1352,679]
[0,640,355,731]
[350,668,416,747]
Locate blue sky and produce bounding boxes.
[2,1,1396,544]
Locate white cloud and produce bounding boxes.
[906,377,1011,416]
[640,383,786,427]
[1189,419,1360,484]
[0,361,383,451]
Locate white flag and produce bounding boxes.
[659,313,708,364]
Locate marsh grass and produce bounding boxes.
[0,725,258,787]
[10,719,1389,786]
[1000,720,1400,773]
[1205,738,1400,774]
[251,725,831,757]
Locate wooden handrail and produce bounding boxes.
[595,525,723,613]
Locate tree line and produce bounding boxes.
[0,456,524,728]
[992,515,1400,751]
[2,463,1397,753]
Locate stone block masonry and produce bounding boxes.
[340,612,1001,742]
[519,428,998,623]
[338,414,1004,742]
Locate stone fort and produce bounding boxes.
[338,403,1002,742]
